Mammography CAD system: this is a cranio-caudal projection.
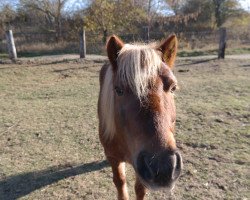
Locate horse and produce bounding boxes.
[98,34,182,200]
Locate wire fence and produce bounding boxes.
[0,27,250,57]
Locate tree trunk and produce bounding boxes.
[102,29,108,44]
[218,28,226,59]
[213,0,224,28]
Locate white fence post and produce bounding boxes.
[79,28,86,58]
[6,30,17,60]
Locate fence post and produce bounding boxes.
[79,28,86,58]
[218,28,226,59]
[143,26,150,43]
[6,30,17,60]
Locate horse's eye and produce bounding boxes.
[114,86,124,96]
[170,85,177,93]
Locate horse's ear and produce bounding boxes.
[106,35,124,71]
[158,34,178,68]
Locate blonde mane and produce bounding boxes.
[117,44,162,99]
[100,43,163,140]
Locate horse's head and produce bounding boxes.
[104,35,182,189]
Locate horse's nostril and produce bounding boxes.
[137,152,154,181]
[175,151,182,170]
[137,151,182,186]
[172,151,182,180]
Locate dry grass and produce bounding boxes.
[0,56,249,199]
[1,35,249,58]
[15,41,79,57]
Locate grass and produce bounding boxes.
[228,47,250,55]
[178,47,250,57]
[1,40,250,58]
[16,47,250,58]
[16,42,79,57]
[0,57,249,199]
[0,53,8,59]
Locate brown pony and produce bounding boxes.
[98,34,182,200]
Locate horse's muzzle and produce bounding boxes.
[136,150,182,188]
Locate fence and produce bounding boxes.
[0,27,249,59]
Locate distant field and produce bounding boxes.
[0,56,249,199]
[1,45,250,58]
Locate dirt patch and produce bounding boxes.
[0,56,249,199]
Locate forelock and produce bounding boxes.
[117,43,162,100]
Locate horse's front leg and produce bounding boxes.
[108,158,129,200]
[135,176,146,200]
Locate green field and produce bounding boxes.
[0,56,249,199]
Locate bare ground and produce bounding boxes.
[0,55,249,200]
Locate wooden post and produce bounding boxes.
[143,26,150,43]
[191,33,195,50]
[146,26,150,43]
[6,30,17,60]
[218,28,226,59]
[79,28,86,59]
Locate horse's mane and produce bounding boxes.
[117,44,162,99]
[100,43,162,140]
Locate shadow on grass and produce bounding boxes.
[35,59,77,66]
[0,160,109,200]
[53,66,89,73]
[178,49,217,57]
[240,64,250,67]
[35,57,106,66]
[177,58,217,67]
[17,49,78,58]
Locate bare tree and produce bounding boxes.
[212,0,240,28]
[165,0,184,15]
[20,0,69,40]
[0,4,16,34]
[85,0,146,43]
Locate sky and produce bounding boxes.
[56,0,250,12]
[240,0,250,10]
[1,0,250,12]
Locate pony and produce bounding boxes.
[98,34,182,200]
